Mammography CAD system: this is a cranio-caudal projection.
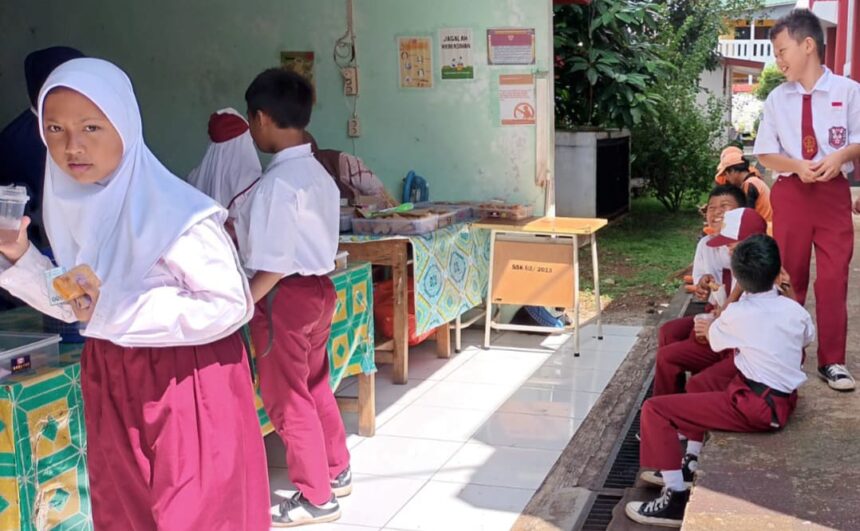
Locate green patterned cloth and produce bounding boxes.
[341,223,490,335]
[0,262,375,529]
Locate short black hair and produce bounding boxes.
[709,184,746,208]
[731,234,782,294]
[770,9,825,63]
[245,68,313,129]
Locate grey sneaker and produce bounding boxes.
[818,364,856,391]
[272,492,341,528]
[331,466,353,497]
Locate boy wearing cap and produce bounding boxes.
[627,234,815,528]
[754,9,860,391]
[714,146,772,223]
[653,207,767,397]
[659,185,746,347]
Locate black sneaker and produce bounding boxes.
[331,466,353,497]
[640,454,698,488]
[625,487,690,528]
[818,364,856,391]
[272,492,341,528]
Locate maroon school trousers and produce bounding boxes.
[250,275,350,506]
[771,175,853,366]
[640,356,797,471]
[80,333,270,531]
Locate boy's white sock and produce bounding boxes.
[661,469,687,492]
[686,440,703,457]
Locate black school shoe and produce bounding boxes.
[818,364,856,391]
[272,493,341,528]
[639,454,698,488]
[625,487,690,528]
[331,466,353,497]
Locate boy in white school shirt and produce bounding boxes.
[754,8,860,391]
[234,68,351,527]
[627,234,814,527]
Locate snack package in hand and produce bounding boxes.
[52,265,101,302]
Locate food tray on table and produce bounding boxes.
[0,332,61,380]
[414,203,476,226]
[351,210,440,236]
[475,202,533,221]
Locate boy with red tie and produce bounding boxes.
[754,9,860,391]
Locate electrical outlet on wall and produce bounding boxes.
[343,67,359,96]
[348,116,361,137]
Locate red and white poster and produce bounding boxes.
[487,29,536,65]
[499,74,535,126]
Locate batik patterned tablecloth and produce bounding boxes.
[341,223,490,335]
[0,261,375,529]
[253,262,376,434]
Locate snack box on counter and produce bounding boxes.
[0,332,61,380]
[413,202,476,225]
[475,202,533,220]
[352,210,440,236]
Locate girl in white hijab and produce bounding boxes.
[187,107,261,207]
[0,58,269,530]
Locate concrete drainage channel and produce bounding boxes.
[579,374,654,530]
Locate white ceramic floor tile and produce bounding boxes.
[470,411,583,451]
[432,442,560,490]
[579,323,642,338]
[349,435,463,479]
[337,473,428,528]
[404,347,480,381]
[541,349,628,372]
[443,357,546,386]
[370,370,441,426]
[386,480,533,531]
[486,331,565,353]
[525,366,618,393]
[563,333,640,354]
[377,405,490,442]
[411,380,519,411]
[467,347,554,364]
[498,386,600,419]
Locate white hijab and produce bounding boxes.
[186,108,262,207]
[38,58,223,301]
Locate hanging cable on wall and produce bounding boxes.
[334,0,360,152]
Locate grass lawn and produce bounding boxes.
[579,195,704,315]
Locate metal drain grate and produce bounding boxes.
[578,379,654,529]
[580,494,624,530]
[603,385,652,489]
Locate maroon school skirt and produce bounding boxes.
[80,332,270,531]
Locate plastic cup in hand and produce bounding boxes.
[0,185,29,244]
[693,313,715,345]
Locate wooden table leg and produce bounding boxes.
[392,242,409,384]
[435,324,451,358]
[357,372,375,437]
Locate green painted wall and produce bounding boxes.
[0,0,552,207]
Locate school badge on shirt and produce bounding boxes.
[829,126,847,148]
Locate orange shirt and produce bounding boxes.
[742,177,772,222]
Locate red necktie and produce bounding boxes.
[801,94,818,160]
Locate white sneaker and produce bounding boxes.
[818,364,856,392]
